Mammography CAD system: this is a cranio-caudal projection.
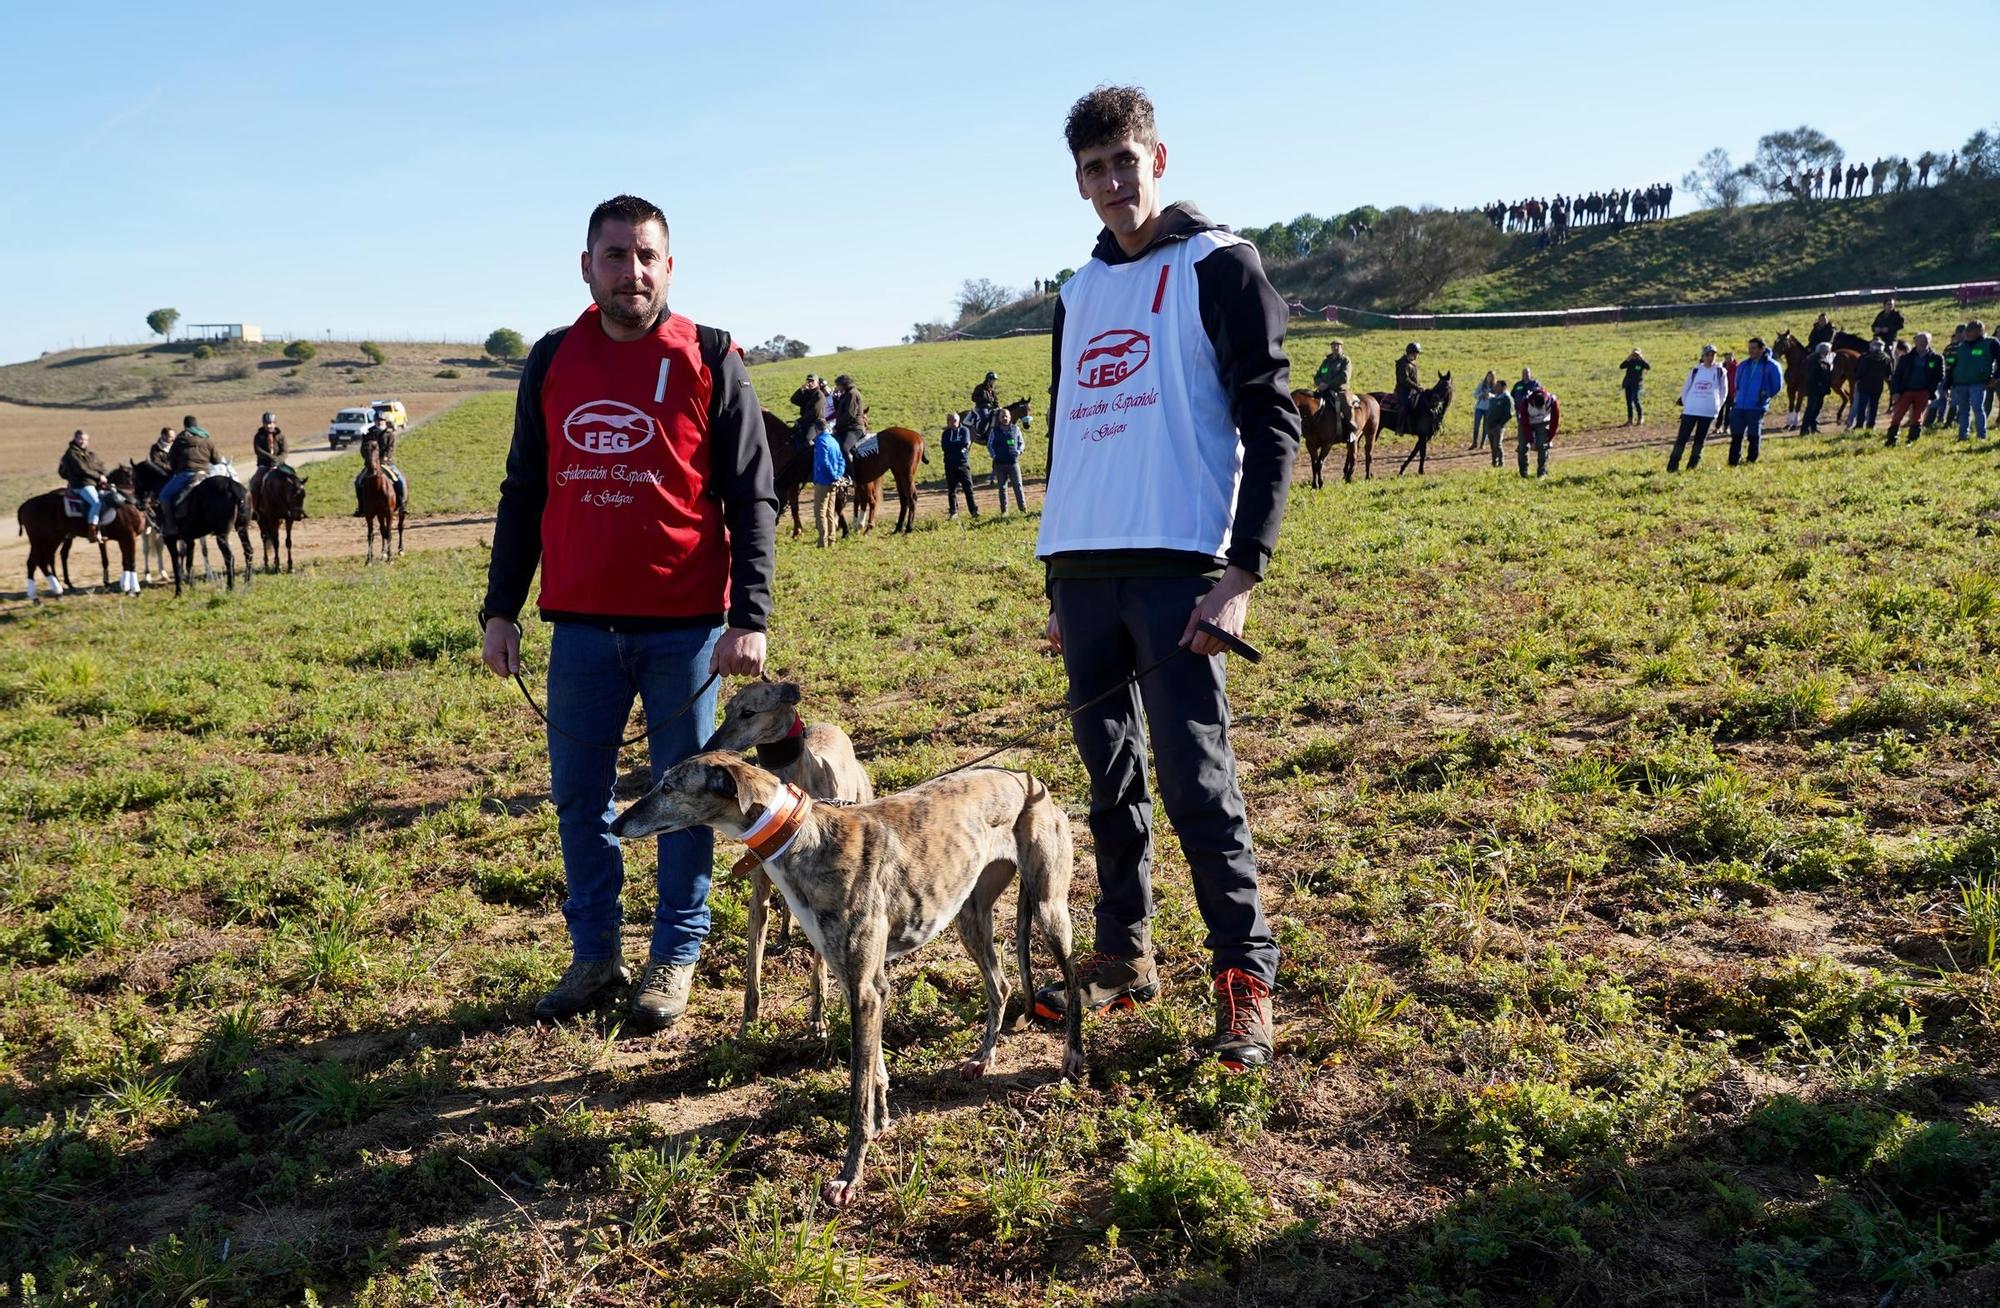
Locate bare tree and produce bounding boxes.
[1746,126,1843,200]
[954,278,1016,322]
[1682,147,1750,212]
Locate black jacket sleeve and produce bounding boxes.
[1044,295,1066,485]
[707,349,778,632]
[481,330,563,622]
[1194,242,1300,578]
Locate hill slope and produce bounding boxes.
[0,339,518,409]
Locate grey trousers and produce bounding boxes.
[1050,574,1278,985]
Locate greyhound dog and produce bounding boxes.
[705,680,875,1038]
[611,751,1084,1207]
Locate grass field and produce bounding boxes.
[0,340,517,411]
[4,408,1999,1305]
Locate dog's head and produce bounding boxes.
[703,680,803,752]
[610,750,776,842]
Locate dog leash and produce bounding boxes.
[924,620,1262,782]
[511,664,721,752]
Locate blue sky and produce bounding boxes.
[1,0,1992,365]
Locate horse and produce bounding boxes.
[1370,373,1455,476]
[762,408,814,539]
[1292,389,1381,486]
[1772,330,1810,428]
[358,444,402,563]
[16,479,145,601]
[250,464,308,573]
[848,428,927,534]
[163,474,254,598]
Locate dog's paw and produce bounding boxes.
[822,1177,863,1208]
[958,1056,989,1080]
[1062,1048,1087,1083]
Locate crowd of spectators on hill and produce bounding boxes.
[1784,151,1963,200]
[1481,184,1673,241]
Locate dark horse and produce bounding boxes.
[163,476,254,597]
[763,408,816,539]
[16,476,146,600]
[250,465,308,573]
[1369,373,1455,475]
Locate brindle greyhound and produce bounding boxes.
[704,680,875,1039]
[611,751,1085,1207]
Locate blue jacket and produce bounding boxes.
[811,432,846,485]
[940,423,972,464]
[988,420,1022,463]
[1734,355,1784,412]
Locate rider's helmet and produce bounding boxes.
[985,371,997,381]
[1406,342,1422,354]
[262,411,276,425]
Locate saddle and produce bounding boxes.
[62,489,120,522]
[850,434,879,460]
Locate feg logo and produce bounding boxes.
[1076,329,1150,389]
[563,400,657,454]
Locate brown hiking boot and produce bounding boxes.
[1032,950,1160,1023]
[1209,968,1274,1073]
[532,958,629,1020]
[630,959,697,1032]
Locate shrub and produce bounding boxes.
[434,367,460,379]
[223,362,252,381]
[1108,1125,1264,1260]
[358,341,386,366]
[190,345,214,361]
[283,340,316,363]
[484,328,526,361]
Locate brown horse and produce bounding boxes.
[1773,329,1858,427]
[1292,389,1381,486]
[251,464,307,573]
[359,445,402,562]
[849,428,927,534]
[17,482,144,600]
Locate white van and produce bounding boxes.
[327,407,375,448]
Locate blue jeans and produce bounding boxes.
[1848,390,1880,429]
[546,621,722,966]
[992,459,1025,512]
[73,483,101,520]
[1727,408,1765,465]
[1953,384,1989,440]
[160,471,194,507]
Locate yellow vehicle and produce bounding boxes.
[370,399,408,431]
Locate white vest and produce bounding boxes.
[1036,231,1245,562]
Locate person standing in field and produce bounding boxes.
[1799,342,1835,434]
[1928,327,1964,432]
[1667,345,1727,471]
[480,193,777,1030]
[1885,332,1941,446]
[1727,337,1785,466]
[1719,350,1738,429]
[1619,348,1650,426]
[810,417,844,546]
[1847,339,1891,432]
[1948,320,1996,441]
[940,410,980,519]
[1470,369,1496,449]
[988,406,1025,514]
[1481,377,1514,468]
[1033,84,1299,1072]
[1516,380,1559,478]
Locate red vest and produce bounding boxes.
[536,307,728,620]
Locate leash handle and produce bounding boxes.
[1195,621,1263,663]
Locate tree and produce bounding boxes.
[485,328,527,361]
[904,321,953,344]
[1746,126,1843,200]
[1346,207,1504,311]
[146,308,179,339]
[954,278,1015,322]
[784,338,810,360]
[1283,213,1327,260]
[1959,125,2000,179]
[744,334,815,366]
[283,340,316,363]
[359,341,386,366]
[1682,147,1750,212]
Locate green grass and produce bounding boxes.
[310,390,516,517]
[3,391,2000,1304]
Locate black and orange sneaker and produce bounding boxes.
[1209,968,1274,1072]
[1032,951,1161,1024]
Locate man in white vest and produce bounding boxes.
[1030,85,1300,1072]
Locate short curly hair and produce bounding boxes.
[1064,85,1155,158]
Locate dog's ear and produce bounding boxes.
[777,682,802,706]
[704,758,756,814]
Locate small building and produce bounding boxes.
[185,323,264,343]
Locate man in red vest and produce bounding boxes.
[480,194,777,1031]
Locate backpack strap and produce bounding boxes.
[695,323,733,431]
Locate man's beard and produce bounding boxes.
[594,281,666,330]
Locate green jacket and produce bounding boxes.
[1314,354,1350,391]
[1949,336,1996,387]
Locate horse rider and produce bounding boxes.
[970,370,1000,435]
[58,429,111,544]
[354,415,407,515]
[788,374,824,451]
[1313,340,1354,438]
[1871,297,1904,350]
[146,427,175,477]
[251,411,286,504]
[1393,342,1423,426]
[1807,313,1836,350]
[159,414,219,532]
[831,373,868,462]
